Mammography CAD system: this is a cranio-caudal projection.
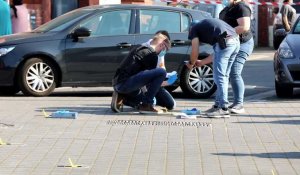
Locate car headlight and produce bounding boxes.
[0,46,15,57]
[278,44,294,59]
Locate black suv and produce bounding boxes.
[0,4,215,97]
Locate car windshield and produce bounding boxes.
[293,17,300,34]
[33,9,93,32]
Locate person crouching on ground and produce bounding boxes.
[111,33,171,114]
[122,30,177,111]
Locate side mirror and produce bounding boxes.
[72,27,91,41]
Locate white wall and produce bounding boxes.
[99,0,121,5]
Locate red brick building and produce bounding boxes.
[24,0,153,28]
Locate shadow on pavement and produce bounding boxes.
[212,152,300,159]
[35,105,150,116]
[235,119,300,125]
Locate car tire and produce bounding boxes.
[0,86,20,96]
[275,80,293,98]
[18,58,58,96]
[180,64,216,98]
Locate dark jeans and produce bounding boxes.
[122,87,176,110]
[155,87,176,110]
[115,68,166,105]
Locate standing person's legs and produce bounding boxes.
[207,37,240,117]
[229,38,254,113]
[155,87,176,110]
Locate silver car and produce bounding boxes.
[274,16,300,97]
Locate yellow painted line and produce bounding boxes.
[272,169,276,175]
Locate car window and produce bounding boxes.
[294,19,300,33]
[192,4,216,18]
[34,9,92,32]
[79,10,131,36]
[140,10,181,34]
[182,13,190,32]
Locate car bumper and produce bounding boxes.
[0,58,16,86]
[274,52,300,87]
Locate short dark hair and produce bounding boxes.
[10,0,23,18]
[155,30,170,40]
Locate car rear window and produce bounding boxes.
[140,10,183,34]
[33,9,93,32]
[192,4,216,18]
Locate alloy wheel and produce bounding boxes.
[25,62,54,93]
[187,65,214,94]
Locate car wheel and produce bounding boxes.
[180,64,216,98]
[275,80,293,98]
[0,86,20,96]
[19,58,58,96]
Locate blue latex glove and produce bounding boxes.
[166,71,177,78]
[167,73,178,85]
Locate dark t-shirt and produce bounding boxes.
[113,45,158,85]
[219,2,253,43]
[189,18,237,45]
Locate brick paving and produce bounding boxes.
[0,95,300,175]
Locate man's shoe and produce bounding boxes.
[123,100,139,109]
[228,104,245,114]
[138,103,163,114]
[111,91,124,113]
[206,108,230,118]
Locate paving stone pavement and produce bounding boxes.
[0,95,300,175]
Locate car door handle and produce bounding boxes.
[172,40,186,46]
[117,43,132,48]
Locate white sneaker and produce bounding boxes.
[206,108,230,118]
[228,104,245,114]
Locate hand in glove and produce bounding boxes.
[166,71,177,78]
[166,73,178,86]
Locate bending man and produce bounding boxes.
[111,33,171,114]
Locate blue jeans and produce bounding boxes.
[213,36,240,108]
[115,68,166,105]
[123,87,176,110]
[230,38,254,105]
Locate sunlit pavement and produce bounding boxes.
[0,47,300,175]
